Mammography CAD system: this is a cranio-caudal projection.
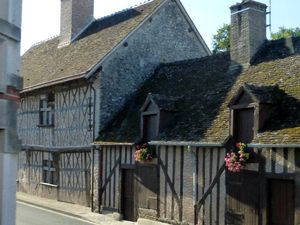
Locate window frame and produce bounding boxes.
[230,101,259,144]
[41,153,58,187]
[140,95,176,142]
[141,110,160,142]
[39,93,55,127]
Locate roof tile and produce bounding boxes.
[97,38,300,145]
[22,0,164,89]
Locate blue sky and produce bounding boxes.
[21,0,300,54]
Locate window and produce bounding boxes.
[233,108,255,143]
[39,93,54,126]
[228,84,280,144]
[229,89,256,144]
[143,113,159,142]
[42,153,58,186]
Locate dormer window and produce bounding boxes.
[143,113,159,142]
[39,93,55,126]
[229,84,281,144]
[233,108,255,143]
[140,94,177,142]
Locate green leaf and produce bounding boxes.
[212,24,230,54]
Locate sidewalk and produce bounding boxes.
[16,192,134,225]
[16,192,170,225]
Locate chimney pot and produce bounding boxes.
[230,0,267,66]
[59,0,94,47]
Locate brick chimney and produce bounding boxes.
[59,0,94,47]
[230,0,267,66]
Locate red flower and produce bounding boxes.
[134,143,154,162]
[236,142,240,148]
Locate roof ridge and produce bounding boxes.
[160,52,229,67]
[30,35,59,48]
[28,0,157,50]
[93,0,155,22]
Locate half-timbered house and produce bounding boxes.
[17,0,210,206]
[92,1,300,224]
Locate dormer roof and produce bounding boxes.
[141,93,179,112]
[228,83,284,106]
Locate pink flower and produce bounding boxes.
[225,142,249,172]
[135,143,154,162]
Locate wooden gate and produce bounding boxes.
[121,168,137,221]
[268,179,294,225]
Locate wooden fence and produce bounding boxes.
[93,143,226,224]
[94,143,300,225]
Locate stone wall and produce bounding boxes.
[97,0,209,131]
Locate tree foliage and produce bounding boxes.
[212,24,230,54]
[271,27,300,40]
[211,25,300,54]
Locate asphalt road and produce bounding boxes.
[16,202,95,225]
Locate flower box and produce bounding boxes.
[225,142,250,173]
[134,143,156,163]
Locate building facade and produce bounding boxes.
[17,0,210,206]
[93,1,300,224]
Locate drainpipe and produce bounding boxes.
[91,145,94,211]
[89,80,96,211]
[89,83,96,141]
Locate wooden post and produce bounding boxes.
[294,148,300,224]
[194,204,198,225]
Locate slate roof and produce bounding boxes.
[97,37,300,145]
[21,0,164,90]
[97,53,233,142]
